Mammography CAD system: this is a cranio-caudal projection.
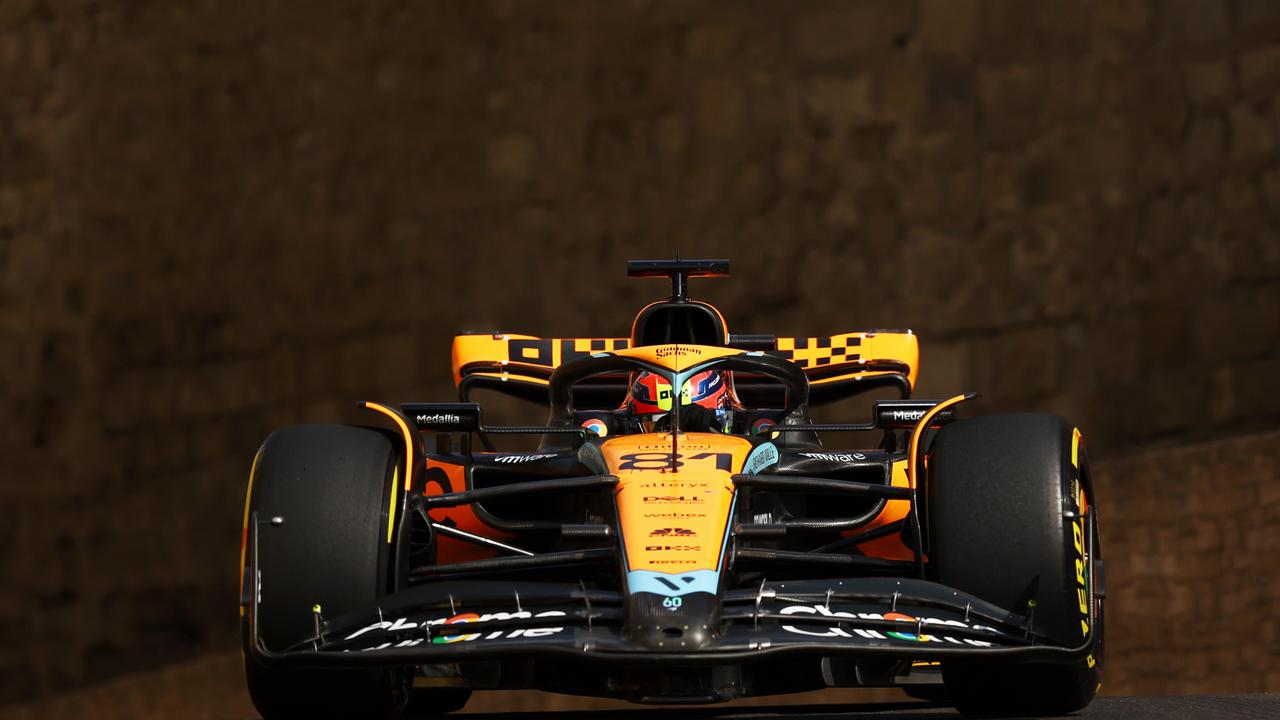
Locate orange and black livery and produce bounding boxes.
[239,259,1105,719]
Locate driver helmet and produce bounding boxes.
[627,370,732,431]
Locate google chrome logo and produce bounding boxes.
[884,611,933,642]
[431,613,481,644]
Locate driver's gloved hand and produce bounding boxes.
[654,404,719,433]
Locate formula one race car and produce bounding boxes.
[239,260,1104,718]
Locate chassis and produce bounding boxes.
[240,260,1105,718]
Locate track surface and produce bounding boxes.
[456,695,1280,720]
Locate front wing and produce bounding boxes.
[247,576,1097,668]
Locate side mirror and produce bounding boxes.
[872,400,956,429]
[400,403,484,433]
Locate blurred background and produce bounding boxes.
[1,0,1278,715]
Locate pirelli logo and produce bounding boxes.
[775,335,863,368]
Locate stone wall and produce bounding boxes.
[1102,430,1280,696]
[1,0,1278,706]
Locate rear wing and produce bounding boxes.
[451,331,919,407]
[775,331,919,404]
[451,334,631,406]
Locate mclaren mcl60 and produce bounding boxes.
[239,259,1104,718]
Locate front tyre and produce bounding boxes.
[927,414,1103,717]
[241,425,407,720]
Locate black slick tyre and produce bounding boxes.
[241,424,407,720]
[926,413,1103,717]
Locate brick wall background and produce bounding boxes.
[1103,430,1280,696]
[1,0,1278,706]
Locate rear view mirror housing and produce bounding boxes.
[873,400,956,429]
[401,403,484,433]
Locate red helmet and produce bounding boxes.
[628,370,729,415]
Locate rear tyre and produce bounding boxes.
[241,425,407,720]
[926,414,1103,717]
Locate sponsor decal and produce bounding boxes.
[655,346,702,357]
[627,569,718,596]
[799,452,867,462]
[645,544,701,552]
[883,611,933,642]
[1073,517,1089,638]
[581,418,608,437]
[345,610,567,647]
[777,605,995,647]
[640,482,709,489]
[493,453,556,464]
[433,613,482,644]
[416,413,461,425]
[505,338,629,368]
[742,442,779,474]
[644,495,705,504]
[649,527,695,537]
[1071,432,1091,641]
[346,616,420,639]
[751,417,776,435]
[888,409,927,422]
[643,512,707,519]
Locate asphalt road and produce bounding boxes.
[456,695,1280,720]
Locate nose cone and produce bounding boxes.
[625,591,720,651]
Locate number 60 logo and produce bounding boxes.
[662,596,683,609]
